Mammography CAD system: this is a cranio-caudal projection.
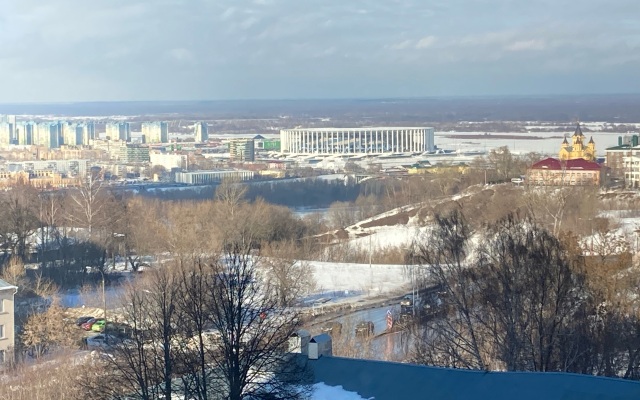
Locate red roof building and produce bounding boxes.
[527,157,604,186]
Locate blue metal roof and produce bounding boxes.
[306,356,640,400]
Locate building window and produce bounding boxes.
[0,324,4,339]
[0,299,3,313]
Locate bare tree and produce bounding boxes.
[207,245,311,400]
[410,209,487,370]
[261,241,316,308]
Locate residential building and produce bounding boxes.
[174,170,255,184]
[527,157,603,186]
[142,121,169,144]
[81,121,96,145]
[605,134,639,185]
[0,279,18,365]
[150,152,187,170]
[0,122,13,147]
[280,127,436,154]
[194,122,208,142]
[61,123,83,146]
[118,145,150,163]
[15,122,34,145]
[559,123,596,161]
[6,159,89,177]
[106,122,131,141]
[228,139,255,162]
[34,123,60,149]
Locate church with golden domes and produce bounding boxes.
[559,123,596,161]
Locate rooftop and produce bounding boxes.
[307,356,640,400]
[0,278,18,290]
[531,157,601,171]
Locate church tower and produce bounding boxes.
[559,123,596,161]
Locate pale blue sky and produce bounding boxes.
[0,0,639,102]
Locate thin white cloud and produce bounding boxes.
[505,39,546,51]
[415,36,437,49]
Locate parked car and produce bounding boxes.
[91,319,107,332]
[75,316,94,327]
[355,321,374,337]
[84,334,131,350]
[81,318,101,331]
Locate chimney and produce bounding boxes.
[308,333,332,360]
[288,329,310,355]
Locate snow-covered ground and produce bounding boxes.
[309,260,410,299]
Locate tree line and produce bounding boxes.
[409,209,640,379]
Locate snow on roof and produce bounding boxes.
[312,383,369,400]
[0,278,18,290]
[309,356,640,400]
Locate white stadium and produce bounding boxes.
[280,127,435,155]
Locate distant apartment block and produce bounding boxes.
[194,122,208,142]
[142,121,169,144]
[106,122,131,141]
[0,279,18,365]
[81,121,96,145]
[280,127,436,155]
[150,152,187,170]
[34,123,60,149]
[5,159,89,178]
[228,139,255,162]
[175,170,255,184]
[118,145,150,163]
[0,122,13,147]
[61,123,84,146]
[15,122,34,145]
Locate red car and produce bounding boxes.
[81,318,104,331]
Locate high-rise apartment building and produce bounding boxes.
[0,122,13,147]
[142,121,169,144]
[15,122,34,145]
[34,123,60,149]
[194,122,208,142]
[106,122,131,141]
[62,123,83,146]
[81,121,96,145]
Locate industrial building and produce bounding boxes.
[174,170,255,184]
[280,127,435,155]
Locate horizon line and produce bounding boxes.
[2,92,640,106]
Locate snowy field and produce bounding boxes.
[309,260,410,299]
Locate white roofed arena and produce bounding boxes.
[280,127,435,155]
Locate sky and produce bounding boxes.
[1,0,639,102]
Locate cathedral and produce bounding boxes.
[559,123,596,161]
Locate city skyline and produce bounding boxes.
[1,0,639,103]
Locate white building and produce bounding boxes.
[280,127,435,155]
[5,159,89,177]
[106,122,131,141]
[150,152,187,170]
[175,170,255,184]
[0,122,13,147]
[142,122,169,144]
[194,122,208,142]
